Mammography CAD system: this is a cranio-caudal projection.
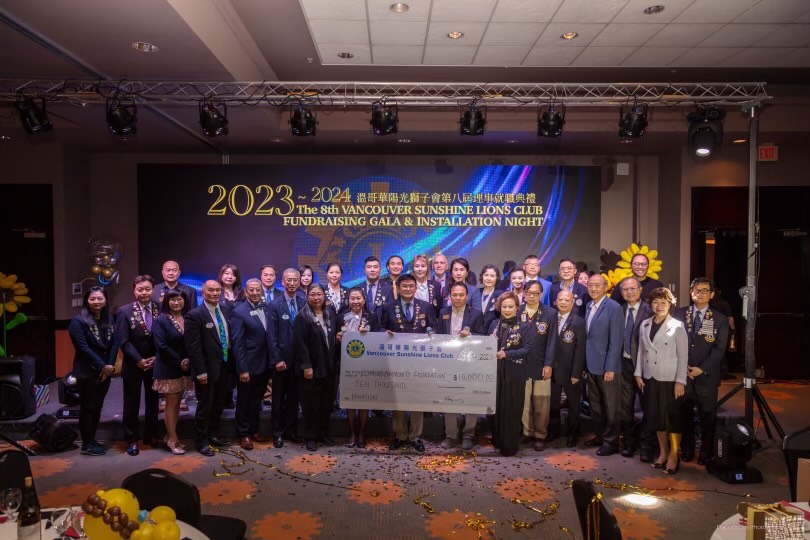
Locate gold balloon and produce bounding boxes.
[91,265,102,275]
[101,268,114,278]
[102,255,111,263]
[153,521,181,540]
[149,506,176,524]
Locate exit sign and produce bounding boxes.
[758,145,778,161]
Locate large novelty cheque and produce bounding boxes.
[339,331,498,414]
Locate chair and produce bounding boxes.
[121,468,246,540]
[571,480,622,540]
[0,450,39,506]
[783,425,810,501]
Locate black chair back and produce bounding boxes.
[783,425,810,501]
[0,450,39,506]
[571,480,622,540]
[121,468,201,525]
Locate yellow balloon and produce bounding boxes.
[149,506,176,524]
[91,265,102,274]
[84,489,140,540]
[101,267,114,278]
[137,523,156,540]
[154,521,181,540]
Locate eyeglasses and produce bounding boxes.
[693,288,712,295]
[524,290,540,296]
[631,262,649,267]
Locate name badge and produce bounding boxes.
[536,322,548,335]
[575,298,583,306]
[205,322,214,329]
[418,313,425,319]
[442,314,450,319]
[562,330,574,343]
[282,314,290,320]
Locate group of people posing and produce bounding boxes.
[68,252,728,474]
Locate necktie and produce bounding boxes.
[266,290,272,304]
[558,314,563,335]
[587,303,598,331]
[367,283,375,310]
[214,307,228,361]
[693,310,702,338]
[624,307,635,356]
[289,299,297,321]
[143,306,153,332]
[405,302,412,322]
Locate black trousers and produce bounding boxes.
[298,375,335,441]
[122,369,159,443]
[271,367,300,437]
[681,377,719,457]
[77,377,111,446]
[588,372,621,448]
[491,363,525,457]
[620,356,641,446]
[236,372,269,437]
[193,362,229,448]
[551,379,582,436]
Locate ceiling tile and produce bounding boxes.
[309,20,369,45]
[299,0,366,20]
[572,46,637,65]
[367,0,432,21]
[491,0,564,23]
[423,46,477,64]
[370,21,428,45]
[622,46,690,65]
[613,0,694,23]
[674,0,760,23]
[371,45,424,64]
[481,23,545,46]
[755,24,810,47]
[734,0,810,24]
[535,22,607,47]
[698,24,782,47]
[669,47,743,66]
[426,22,487,45]
[645,24,724,46]
[473,46,531,65]
[523,46,585,66]
[770,47,810,66]
[317,43,372,64]
[553,0,629,23]
[430,0,497,22]
[590,23,665,46]
[721,47,798,66]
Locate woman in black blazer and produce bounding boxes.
[152,289,191,455]
[487,291,533,457]
[336,287,379,448]
[479,264,504,329]
[323,262,350,313]
[68,286,118,456]
[294,283,339,452]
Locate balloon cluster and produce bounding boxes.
[82,488,181,540]
[602,242,663,292]
[87,237,123,286]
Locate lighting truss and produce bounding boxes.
[0,80,769,109]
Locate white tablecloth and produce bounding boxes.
[710,502,810,540]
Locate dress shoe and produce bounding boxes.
[411,439,426,453]
[252,433,269,443]
[306,440,317,452]
[639,445,654,463]
[620,446,636,458]
[209,437,230,448]
[652,460,667,469]
[681,450,694,462]
[596,445,618,456]
[320,436,336,446]
[697,454,711,466]
[198,445,215,457]
[345,440,357,448]
[533,439,546,452]
[521,435,535,444]
[273,436,284,449]
[284,432,304,443]
[440,437,456,449]
[461,438,474,451]
[566,436,577,448]
[357,439,366,449]
[240,437,254,451]
[664,458,680,475]
[583,437,603,447]
[166,440,186,455]
[389,438,407,451]
[127,442,140,456]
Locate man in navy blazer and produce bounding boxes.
[231,279,271,451]
[267,268,306,448]
[583,274,625,456]
[551,290,587,447]
[437,283,486,450]
[363,256,394,318]
[185,280,232,456]
[550,258,589,318]
[260,264,283,304]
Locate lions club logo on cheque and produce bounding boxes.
[346,339,365,358]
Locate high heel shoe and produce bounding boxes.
[167,440,186,455]
[357,439,366,449]
[651,461,666,469]
[663,458,680,475]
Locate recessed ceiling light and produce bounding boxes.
[644,5,665,15]
[337,52,354,59]
[131,41,159,53]
[390,3,409,13]
[733,139,748,144]
[398,138,411,143]
[561,32,578,40]
[0,135,11,140]
[270,137,284,143]
[447,31,464,39]
[505,139,519,144]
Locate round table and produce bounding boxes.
[710,502,810,540]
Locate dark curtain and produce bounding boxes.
[713,230,747,371]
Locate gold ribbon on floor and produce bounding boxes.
[591,477,754,500]
[464,514,496,538]
[507,499,561,531]
[415,451,478,470]
[413,494,436,513]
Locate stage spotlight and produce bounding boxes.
[618,101,648,139]
[688,107,725,157]
[56,371,81,419]
[707,420,763,484]
[199,100,229,137]
[290,103,317,136]
[106,97,138,137]
[459,102,486,136]
[537,103,566,137]
[370,100,398,136]
[15,97,53,135]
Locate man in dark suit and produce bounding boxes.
[550,258,589,318]
[431,252,450,298]
[116,275,161,456]
[522,255,551,305]
[673,277,729,465]
[610,253,663,305]
[231,279,271,450]
[185,280,232,456]
[267,268,306,448]
[584,274,625,456]
[363,256,393,317]
[617,277,653,458]
[381,273,437,453]
[152,260,198,307]
[551,290,586,447]
[260,264,283,304]
[437,282,486,450]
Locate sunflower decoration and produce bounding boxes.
[602,243,663,293]
[1,273,31,356]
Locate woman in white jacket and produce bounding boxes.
[635,287,688,475]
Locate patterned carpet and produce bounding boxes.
[5,379,808,540]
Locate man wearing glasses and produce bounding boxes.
[611,253,663,305]
[550,258,589,318]
[673,277,729,466]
